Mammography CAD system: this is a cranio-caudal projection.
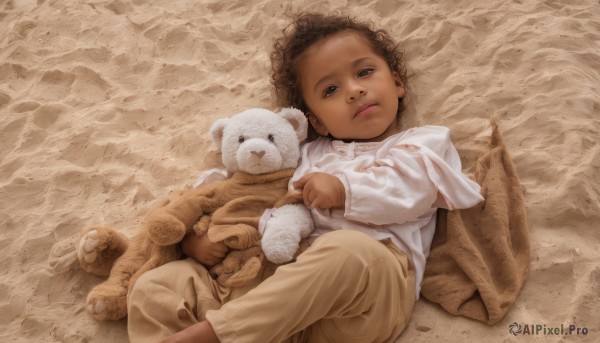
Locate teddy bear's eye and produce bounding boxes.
[267,134,275,143]
[238,136,245,143]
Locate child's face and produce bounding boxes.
[298,30,405,142]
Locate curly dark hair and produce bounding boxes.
[270,12,408,132]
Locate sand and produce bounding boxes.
[1,0,598,342]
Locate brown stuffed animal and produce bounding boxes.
[77,107,309,321]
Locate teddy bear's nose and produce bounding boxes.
[251,150,265,159]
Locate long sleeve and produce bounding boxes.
[320,126,483,226]
[336,147,438,225]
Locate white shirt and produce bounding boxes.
[289,125,484,297]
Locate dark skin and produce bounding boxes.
[292,172,346,209]
[181,232,229,267]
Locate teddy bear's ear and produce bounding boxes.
[209,118,229,151]
[277,107,308,142]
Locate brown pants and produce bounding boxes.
[128,230,416,343]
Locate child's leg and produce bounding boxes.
[127,258,262,343]
[207,230,416,343]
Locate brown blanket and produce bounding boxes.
[421,122,531,325]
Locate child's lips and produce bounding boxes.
[354,103,376,118]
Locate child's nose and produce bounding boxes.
[347,86,366,102]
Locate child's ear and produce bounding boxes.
[308,112,329,137]
[393,72,406,98]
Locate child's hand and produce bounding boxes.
[293,172,346,209]
[181,232,229,267]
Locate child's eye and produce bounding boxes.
[358,68,374,77]
[323,85,338,98]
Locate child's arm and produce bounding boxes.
[181,232,229,267]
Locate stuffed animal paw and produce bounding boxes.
[78,226,129,277]
[261,204,314,264]
[85,282,128,321]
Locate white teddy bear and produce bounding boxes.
[196,107,315,264]
[204,107,315,264]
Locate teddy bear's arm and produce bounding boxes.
[143,184,227,246]
[261,204,314,264]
